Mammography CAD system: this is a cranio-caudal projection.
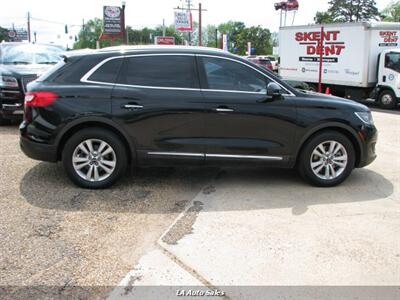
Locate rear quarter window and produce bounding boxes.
[87,58,123,83]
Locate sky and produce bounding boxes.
[0,0,395,47]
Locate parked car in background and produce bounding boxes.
[21,46,377,189]
[247,56,273,71]
[260,55,279,72]
[0,42,63,124]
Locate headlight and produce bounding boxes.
[0,76,18,88]
[355,111,374,125]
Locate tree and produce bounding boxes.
[381,1,400,22]
[314,11,335,24]
[328,0,380,22]
[0,26,8,42]
[236,26,272,55]
[218,21,246,52]
[73,18,119,49]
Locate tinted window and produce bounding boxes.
[202,57,268,92]
[118,55,199,88]
[88,58,123,83]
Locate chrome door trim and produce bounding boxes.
[206,154,283,161]
[147,152,204,157]
[147,152,283,161]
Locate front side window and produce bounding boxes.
[117,55,199,88]
[385,52,400,73]
[201,57,269,93]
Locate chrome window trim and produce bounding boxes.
[147,151,283,161]
[80,52,295,96]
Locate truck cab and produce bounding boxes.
[376,49,400,109]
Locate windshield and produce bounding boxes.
[0,44,63,65]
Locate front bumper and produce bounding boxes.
[0,88,24,119]
[357,125,378,168]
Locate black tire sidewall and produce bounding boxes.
[298,131,355,187]
[379,90,396,109]
[62,128,128,189]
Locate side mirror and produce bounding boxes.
[266,82,283,98]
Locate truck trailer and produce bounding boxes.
[279,22,400,108]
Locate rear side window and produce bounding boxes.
[117,55,199,88]
[88,58,123,83]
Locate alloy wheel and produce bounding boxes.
[310,140,348,180]
[72,139,117,182]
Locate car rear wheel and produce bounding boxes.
[298,131,355,187]
[378,90,397,109]
[62,128,128,189]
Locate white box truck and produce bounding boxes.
[279,22,400,108]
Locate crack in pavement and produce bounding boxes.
[161,201,204,245]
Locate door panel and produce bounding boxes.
[202,92,297,161]
[198,56,298,166]
[111,55,206,165]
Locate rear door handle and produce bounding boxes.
[122,104,144,110]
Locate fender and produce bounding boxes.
[55,116,137,162]
[295,121,364,164]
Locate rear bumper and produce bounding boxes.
[20,135,57,162]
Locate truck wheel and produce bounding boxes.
[297,131,355,187]
[62,128,128,189]
[378,90,397,109]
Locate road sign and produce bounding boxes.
[155,36,175,45]
[174,11,192,32]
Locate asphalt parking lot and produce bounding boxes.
[1,107,399,299]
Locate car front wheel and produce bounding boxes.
[298,131,355,187]
[62,128,128,189]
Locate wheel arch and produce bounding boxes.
[55,117,136,165]
[295,123,363,168]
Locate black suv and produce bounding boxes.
[0,43,63,124]
[20,46,377,189]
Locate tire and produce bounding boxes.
[297,131,356,187]
[378,89,397,109]
[62,128,128,189]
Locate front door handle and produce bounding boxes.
[122,104,144,110]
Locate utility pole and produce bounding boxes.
[198,3,202,46]
[27,12,31,42]
[215,29,218,48]
[121,1,127,44]
[163,19,166,37]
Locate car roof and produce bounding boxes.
[64,45,233,59]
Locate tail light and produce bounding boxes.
[24,91,58,107]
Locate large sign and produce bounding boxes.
[174,11,192,32]
[155,36,175,45]
[295,30,346,62]
[7,29,28,41]
[103,6,122,34]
